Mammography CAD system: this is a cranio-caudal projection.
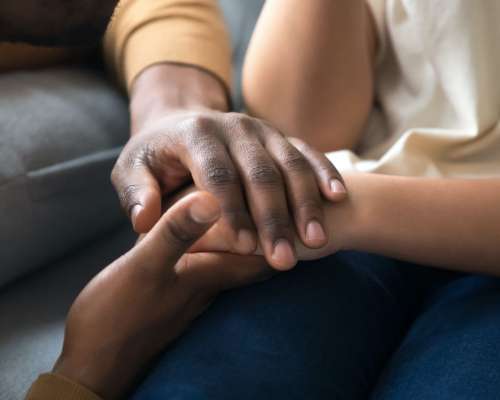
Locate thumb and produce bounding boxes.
[111,163,162,234]
[135,191,221,269]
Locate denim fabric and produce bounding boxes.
[372,275,500,400]
[132,252,500,399]
[125,253,416,398]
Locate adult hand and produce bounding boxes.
[112,65,346,271]
[52,191,271,399]
[162,185,347,262]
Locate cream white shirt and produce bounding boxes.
[328,0,500,178]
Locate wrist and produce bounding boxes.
[52,354,114,399]
[324,173,373,253]
[130,63,230,135]
[53,281,210,400]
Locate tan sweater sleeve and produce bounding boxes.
[104,0,232,92]
[25,373,102,400]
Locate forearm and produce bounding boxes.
[243,0,375,151]
[130,63,229,134]
[332,174,500,274]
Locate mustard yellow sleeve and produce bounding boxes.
[25,373,102,400]
[104,0,232,92]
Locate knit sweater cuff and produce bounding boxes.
[25,373,103,400]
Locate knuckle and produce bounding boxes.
[281,149,310,173]
[259,211,291,233]
[119,184,141,210]
[295,198,323,214]
[224,114,260,142]
[164,218,198,245]
[231,137,262,160]
[247,164,282,187]
[204,161,238,189]
[139,142,158,168]
[111,153,134,184]
[234,114,257,132]
[185,114,218,135]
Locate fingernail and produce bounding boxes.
[272,239,296,269]
[237,230,257,254]
[330,179,346,193]
[306,220,326,243]
[190,199,220,223]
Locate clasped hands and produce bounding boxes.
[113,109,348,270]
[52,110,348,400]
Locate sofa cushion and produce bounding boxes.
[0,3,266,399]
[0,227,135,400]
[219,0,265,110]
[0,68,129,287]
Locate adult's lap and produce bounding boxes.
[373,275,500,400]
[133,252,428,400]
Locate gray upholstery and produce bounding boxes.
[0,227,135,399]
[0,2,265,399]
[220,0,265,110]
[0,68,129,287]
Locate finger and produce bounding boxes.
[227,123,297,271]
[136,191,221,269]
[179,253,275,294]
[111,158,162,234]
[264,133,328,249]
[287,137,347,201]
[181,128,257,255]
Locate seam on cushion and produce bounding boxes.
[27,148,121,177]
[27,148,122,201]
[0,148,121,190]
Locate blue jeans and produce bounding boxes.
[131,252,500,399]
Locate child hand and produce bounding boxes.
[189,212,339,263]
[185,189,346,265]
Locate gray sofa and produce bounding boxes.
[0,1,264,398]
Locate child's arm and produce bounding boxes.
[243,0,376,152]
[190,172,500,274]
[320,173,500,275]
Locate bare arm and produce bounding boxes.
[171,172,500,275]
[243,0,376,152]
[325,174,500,275]
[130,63,229,134]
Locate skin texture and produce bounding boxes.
[113,63,347,272]
[243,0,377,152]
[191,174,500,275]
[54,176,500,398]
[0,0,119,45]
[241,0,500,274]
[35,1,500,396]
[340,174,500,274]
[53,192,273,399]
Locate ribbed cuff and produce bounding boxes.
[122,19,232,93]
[25,373,102,400]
